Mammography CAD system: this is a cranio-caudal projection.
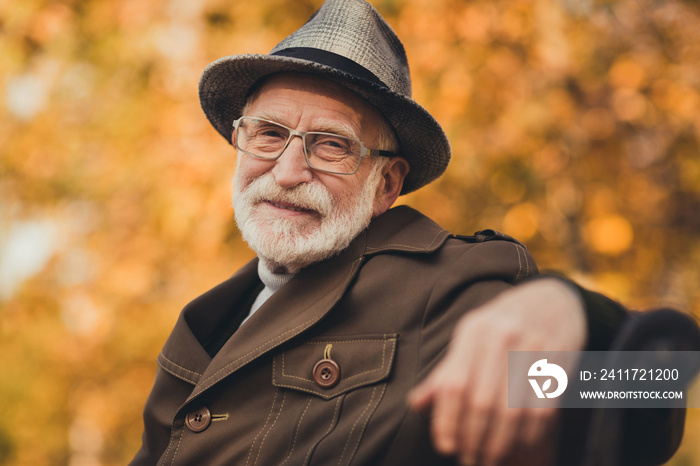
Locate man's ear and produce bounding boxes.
[373,157,410,217]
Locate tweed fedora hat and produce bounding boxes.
[199,0,451,194]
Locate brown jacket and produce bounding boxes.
[131,206,538,465]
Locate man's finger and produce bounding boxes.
[428,368,468,455]
[407,371,439,413]
[458,343,503,465]
[479,390,521,466]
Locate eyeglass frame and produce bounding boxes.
[232,116,398,175]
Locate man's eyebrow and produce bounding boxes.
[252,113,359,139]
[253,111,286,125]
[311,119,359,139]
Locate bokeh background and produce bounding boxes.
[1,0,699,464]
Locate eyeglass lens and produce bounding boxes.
[235,117,363,175]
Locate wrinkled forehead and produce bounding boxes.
[245,72,389,140]
[246,72,374,110]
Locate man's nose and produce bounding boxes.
[271,136,314,188]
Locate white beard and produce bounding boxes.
[233,165,383,273]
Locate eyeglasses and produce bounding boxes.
[232,116,396,175]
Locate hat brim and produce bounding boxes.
[199,54,451,194]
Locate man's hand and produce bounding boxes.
[408,278,587,466]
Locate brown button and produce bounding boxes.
[313,358,340,388]
[185,407,212,433]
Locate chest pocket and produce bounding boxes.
[272,334,398,399]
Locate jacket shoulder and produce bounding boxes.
[439,230,537,283]
[364,206,530,258]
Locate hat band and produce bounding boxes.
[271,47,384,88]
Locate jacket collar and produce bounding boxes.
[160,206,450,403]
[156,259,261,385]
[363,205,451,256]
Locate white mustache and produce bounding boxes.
[238,174,334,217]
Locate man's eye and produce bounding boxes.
[258,128,286,139]
[316,137,350,150]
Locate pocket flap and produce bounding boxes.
[272,334,398,400]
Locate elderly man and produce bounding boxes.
[131,1,686,465]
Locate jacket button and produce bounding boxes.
[185,407,212,433]
[313,359,340,388]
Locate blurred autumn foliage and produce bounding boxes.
[1,0,699,464]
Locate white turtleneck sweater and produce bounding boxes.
[242,260,295,325]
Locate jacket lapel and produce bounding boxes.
[157,260,261,385]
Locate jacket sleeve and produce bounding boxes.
[416,238,538,379]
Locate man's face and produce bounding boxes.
[232,73,393,272]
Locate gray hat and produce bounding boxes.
[199,0,451,194]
